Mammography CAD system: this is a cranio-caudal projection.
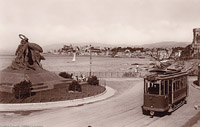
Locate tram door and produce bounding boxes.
[168,80,172,104]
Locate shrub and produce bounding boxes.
[59,72,72,79]
[193,80,199,86]
[68,80,82,92]
[87,76,99,85]
[13,80,32,99]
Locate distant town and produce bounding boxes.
[45,28,200,61]
[46,43,198,61]
[47,45,178,59]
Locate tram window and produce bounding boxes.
[161,83,164,95]
[147,82,159,95]
[184,77,186,87]
[180,78,182,88]
[145,81,149,93]
[161,80,167,95]
[183,77,186,87]
[175,82,177,91]
[181,78,184,88]
[169,80,172,93]
[173,82,176,91]
[169,80,172,85]
[165,80,168,94]
[176,80,179,90]
[178,80,180,90]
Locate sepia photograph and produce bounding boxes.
[1,0,200,127]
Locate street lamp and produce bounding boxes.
[89,44,92,77]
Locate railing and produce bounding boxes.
[99,79,107,87]
[54,71,143,78]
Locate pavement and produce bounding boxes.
[0,77,200,127]
[0,86,115,111]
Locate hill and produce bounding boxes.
[42,41,191,53]
[140,41,190,48]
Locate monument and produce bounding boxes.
[0,34,71,94]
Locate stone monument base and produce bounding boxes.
[0,67,72,93]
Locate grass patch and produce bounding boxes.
[193,80,199,86]
[0,84,105,103]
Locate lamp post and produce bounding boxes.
[89,44,92,77]
[198,45,199,63]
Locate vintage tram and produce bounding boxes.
[141,69,188,117]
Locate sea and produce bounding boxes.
[0,54,152,75]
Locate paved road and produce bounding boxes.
[0,77,200,127]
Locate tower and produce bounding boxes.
[192,28,200,56]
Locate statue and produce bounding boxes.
[0,34,71,94]
[11,34,45,70]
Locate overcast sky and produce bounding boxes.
[1,0,200,51]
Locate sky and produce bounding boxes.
[1,0,200,51]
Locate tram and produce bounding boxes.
[141,69,188,117]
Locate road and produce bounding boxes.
[0,77,200,127]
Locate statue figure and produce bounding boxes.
[11,34,45,70]
[0,34,71,95]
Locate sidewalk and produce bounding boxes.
[0,86,115,111]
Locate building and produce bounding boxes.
[192,28,200,56]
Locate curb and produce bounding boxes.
[0,86,115,111]
[191,83,200,90]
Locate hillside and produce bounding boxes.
[140,41,190,48]
[42,41,191,53]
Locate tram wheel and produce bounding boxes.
[167,111,172,115]
[150,111,155,118]
[184,99,187,104]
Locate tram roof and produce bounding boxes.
[145,69,188,81]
